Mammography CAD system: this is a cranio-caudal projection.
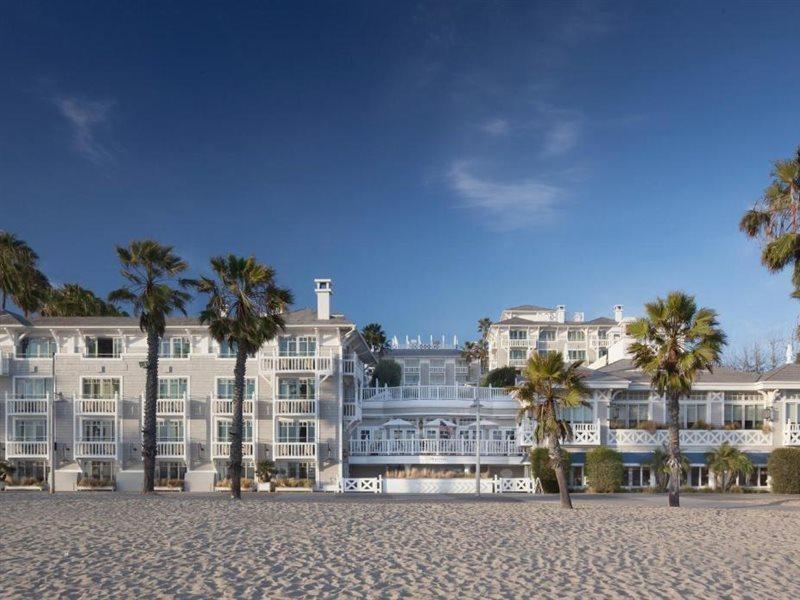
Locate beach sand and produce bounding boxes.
[2,493,799,599]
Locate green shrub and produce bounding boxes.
[481,366,517,388]
[370,359,402,387]
[585,447,623,493]
[529,447,571,493]
[768,448,800,494]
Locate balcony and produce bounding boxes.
[6,441,48,458]
[508,338,531,348]
[607,428,772,447]
[515,423,600,446]
[784,421,800,445]
[349,439,521,457]
[211,441,254,459]
[509,358,527,367]
[74,440,117,458]
[156,397,186,415]
[157,440,186,458]
[274,398,316,416]
[74,396,118,415]
[261,351,333,373]
[211,397,254,416]
[343,402,358,419]
[273,442,316,459]
[6,395,48,415]
[360,385,512,403]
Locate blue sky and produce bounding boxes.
[2,1,800,353]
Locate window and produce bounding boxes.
[216,419,253,441]
[278,336,316,357]
[538,330,555,342]
[509,329,527,340]
[81,419,114,440]
[14,419,47,441]
[567,350,586,361]
[83,460,113,480]
[218,340,238,358]
[684,466,709,488]
[509,349,527,360]
[157,419,184,441]
[277,420,316,443]
[12,461,46,481]
[724,394,763,429]
[609,403,649,428]
[680,403,707,428]
[85,336,122,358]
[569,465,585,488]
[277,461,316,482]
[597,329,608,340]
[567,330,585,342]
[160,337,190,358]
[17,337,55,358]
[278,378,315,399]
[743,465,769,488]
[787,401,800,423]
[216,378,255,399]
[622,466,651,488]
[158,378,187,399]
[560,405,593,424]
[157,461,186,481]
[82,378,120,399]
[404,371,420,385]
[14,377,52,398]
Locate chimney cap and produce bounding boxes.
[314,278,332,292]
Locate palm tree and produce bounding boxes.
[462,317,492,371]
[645,445,690,492]
[14,266,50,317]
[740,147,800,297]
[628,292,726,507]
[705,442,753,492]
[0,231,43,312]
[194,255,293,499]
[108,241,191,494]
[361,322,389,355]
[509,352,590,509]
[42,283,127,317]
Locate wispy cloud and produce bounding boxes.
[481,117,510,136]
[541,116,581,157]
[53,96,114,164]
[448,161,565,231]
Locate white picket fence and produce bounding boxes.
[338,475,543,495]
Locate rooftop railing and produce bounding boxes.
[360,385,512,403]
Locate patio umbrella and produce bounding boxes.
[382,418,414,427]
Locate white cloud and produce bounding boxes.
[53,96,114,164]
[448,161,565,231]
[481,117,510,136]
[542,118,581,156]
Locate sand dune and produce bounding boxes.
[2,493,799,598]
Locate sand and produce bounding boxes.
[2,492,799,599]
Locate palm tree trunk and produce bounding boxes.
[142,329,159,494]
[666,392,681,507]
[548,433,572,509]
[229,345,247,500]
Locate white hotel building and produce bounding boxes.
[2,281,800,492]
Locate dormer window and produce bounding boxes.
[85,336,122,358]
[17,337,56,358]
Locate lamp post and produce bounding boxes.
[471,398,485,494]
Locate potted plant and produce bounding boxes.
[256,460,277,492]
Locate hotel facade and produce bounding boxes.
[2,280,799,492]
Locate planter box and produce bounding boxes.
[275,486,314,493]
[257,481,274,492]
[77,486,115,492]
[2,485,46,491]
[154,486,183,492]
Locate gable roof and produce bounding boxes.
[506,304,553,312]
[759,362,800,382]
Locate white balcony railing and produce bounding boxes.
[509,358,527,367]
[157,441,186,458]
[6,441,48,458]
[607,428,772,447]
[274,399,316,415]
[156,397,185,415]
[74,396,118,415]
[74,440,117,458]
[514,422,600,447]
[343,402,358,418]
[261,350,333,373]
[348,439,521,457]
[508,338,531,347]
[273,442,316,459]
[211,397,254,415]
[5,395,48,414]
[211,441,254,458]
[784,422,800,446]
[360,385,512,402]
